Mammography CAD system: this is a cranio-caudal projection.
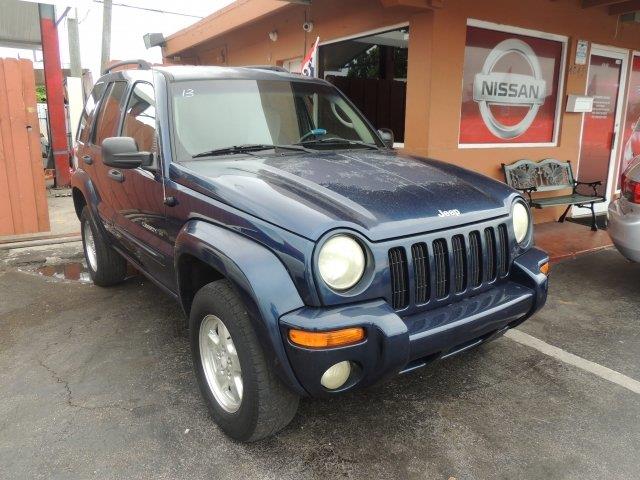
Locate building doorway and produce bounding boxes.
[318,25,409,146]
[576,45,629,215]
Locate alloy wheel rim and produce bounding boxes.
[199,315,243,413]
[83,221,98,272]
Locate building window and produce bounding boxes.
[459,20,567,148]
[282,57,303,74]
[319,26,409,143]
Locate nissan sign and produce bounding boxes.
[459,24,565,145]
[473,39,547,139]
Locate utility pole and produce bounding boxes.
[100,0,112,73]
[67,12,82,78]
[67,9,84,146]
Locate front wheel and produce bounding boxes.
[80,206,127,286]
[190,280,299,441]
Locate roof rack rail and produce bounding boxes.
[244,65,289,73]
[103,59,152,75]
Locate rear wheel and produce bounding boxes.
[80,207,127,286]
[190,280,299,441]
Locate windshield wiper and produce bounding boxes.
[192,144,312,159]
[296,137,380,150]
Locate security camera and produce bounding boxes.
[268,30,278,42]
[302,21,314,33]
[143,32,165,49]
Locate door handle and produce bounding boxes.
[107,169,124,183]
[82,155,93,165]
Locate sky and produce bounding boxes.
[0,0,235,81]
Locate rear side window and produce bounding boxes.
[121,82,157,152]
[77,82,106,143]
[92,81,127,145]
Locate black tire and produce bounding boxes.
[80,206,127,287]
[189,280,299,442]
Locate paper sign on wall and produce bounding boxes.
[575,40,589,66]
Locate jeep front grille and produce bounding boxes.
[468,231,482,288]
[497,224,509,276]
[433,239,449,299]
[389,247,409,310]
[387,223,510,311]
[411,243,429,304]
[452,235,467,294]
[484,228,496,281]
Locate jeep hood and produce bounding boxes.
[176,150,515,241]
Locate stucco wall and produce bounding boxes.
[166,0,640,223]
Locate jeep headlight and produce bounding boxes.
[513,201,531,245]
[318,235,366,291]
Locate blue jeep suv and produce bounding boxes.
[71,62,549,441]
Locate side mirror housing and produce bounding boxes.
[102,137,153,169]
[378,128,394,149]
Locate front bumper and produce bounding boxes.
[279,247,548,397]
[608,199,640,262]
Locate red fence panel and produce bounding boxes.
[0,58,50,236]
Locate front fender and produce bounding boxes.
[71,169,101,218]
[174,220,307,395]
[71,169,113,239]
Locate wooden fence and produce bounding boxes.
[0,58,50,236]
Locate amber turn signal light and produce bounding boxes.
[288,327,365,348]
[540,262,550,276]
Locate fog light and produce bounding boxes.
[320,361,351,390]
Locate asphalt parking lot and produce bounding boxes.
[0,244,639,479]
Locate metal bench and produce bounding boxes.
[502,158,605,231]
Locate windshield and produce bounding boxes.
[170,79,382,160]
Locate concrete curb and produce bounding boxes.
[0,231,80,245]
[0,235,81,250]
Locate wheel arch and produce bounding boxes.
[70,169,101,221]
[176,253,225,316]
[72,187,86,220]
[175,220,307,395]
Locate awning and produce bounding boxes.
[0,0,41,49]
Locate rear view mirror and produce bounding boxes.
[378,128,395,149]
[102,137,153,169]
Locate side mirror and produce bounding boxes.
[378,128,395,149]
[102,137,153,169]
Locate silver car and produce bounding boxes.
[609,159,640,262]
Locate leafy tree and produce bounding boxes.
[347,46,380,79]
[345,46,408,79]
[394,48,408,79]
[36,85,46,103]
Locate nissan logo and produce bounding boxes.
[473,38,547,139]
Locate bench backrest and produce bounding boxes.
[503,158,575,192]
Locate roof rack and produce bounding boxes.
[103,59,152,75]
[244,65,289,73]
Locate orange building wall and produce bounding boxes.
[166,0,640,223]
[408,1,640,222]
